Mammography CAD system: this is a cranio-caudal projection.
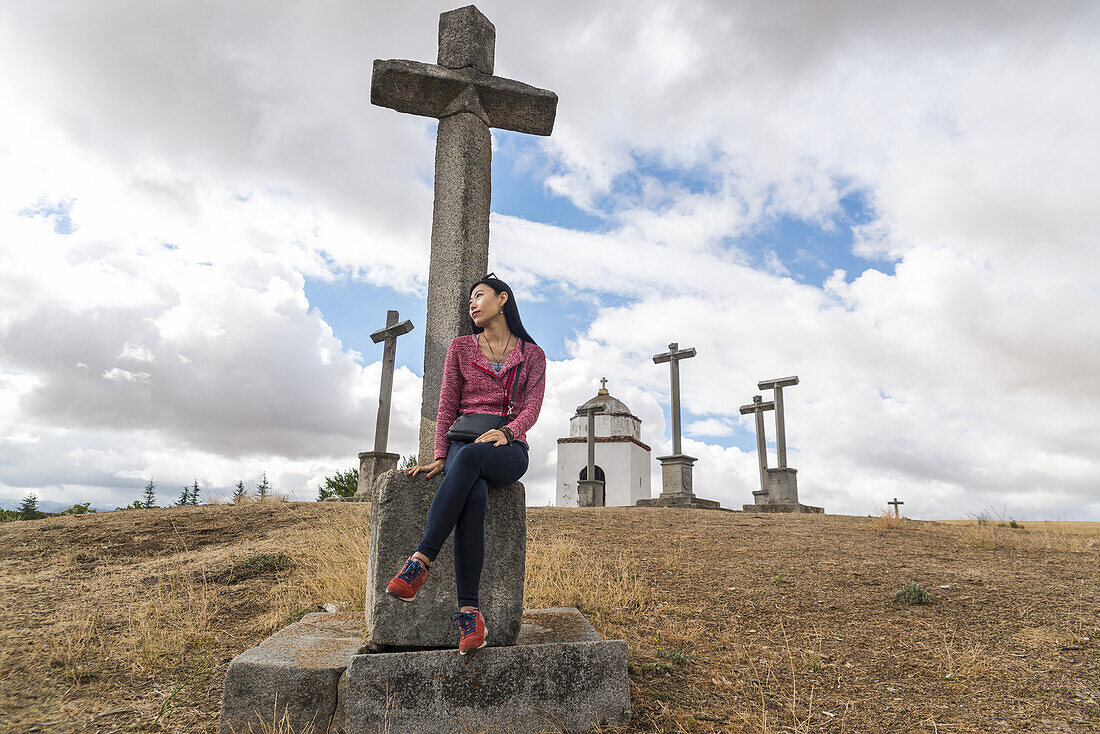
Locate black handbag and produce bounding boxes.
[446,340,527,442]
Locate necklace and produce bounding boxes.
[480,332,512,362]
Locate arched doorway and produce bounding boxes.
[578,465,605,482]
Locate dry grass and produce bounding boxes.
[1,504,1098,733]
[525,523,655,615]
[944,518,1099,552]
[871,510,907,531]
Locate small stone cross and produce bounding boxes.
[653,342,696,456]
[370,310,414,454]
[739,395,775,495]
[576,401,606,506]
[599,377,608,392]
[888,497,904,518]
[758,376,798,469]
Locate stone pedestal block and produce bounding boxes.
[366,469,525,648]
[218,611,363,734]
[655,453,697,500]
[355,450,400,498]
[577,478,605,507]
[765,467,799,504]
[634,454,723,509]
[637,495,724,510]
[345,608,630,734]
[742,502,824,514]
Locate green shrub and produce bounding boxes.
[894,582,932,605]
[318,468,358,501]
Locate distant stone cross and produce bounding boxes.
[599,377,608,392]
[758,376,798,469]
[575,401,606,506]
[370,310,414,453]
[739,395,775,494]
[652,342,696,456]
[371,5,558,463]
[888,497,904,518]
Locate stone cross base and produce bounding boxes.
[655,453,697,499]
[218,608,630,734]
[636,495,724,510]
[742,502,824,514]
[355,450,401,498]
[366,469,525,648]
[759,467,798,505]
[577,479,605,507]
[633,454,723,509]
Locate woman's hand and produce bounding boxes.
[406,458,445,479]
[475,429,509,446]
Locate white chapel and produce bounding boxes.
[555,379,652,507]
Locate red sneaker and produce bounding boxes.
[451,609,488,655]
[386,556,429,602]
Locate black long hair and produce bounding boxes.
[469,274,538,347]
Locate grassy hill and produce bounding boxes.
[1,502,1096,733]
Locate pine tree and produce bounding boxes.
[142,479,157,509]
[177,485,190,507]
[18,493,44,520]
[256,472,270,500]
[232,480,247,504]
[190,479,200,506]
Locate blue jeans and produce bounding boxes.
[414,439,529,608]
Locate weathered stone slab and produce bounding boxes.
[345,608,630,734]
[742,503,824,514]
[366,469,526,648]
[637,496,726,510]
[218,611,364,734]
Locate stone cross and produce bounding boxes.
[888,497,904,518]
[739,395,775,495]
[371,5,557,463]
[599,377,608,392]
[575,401,605,507]
[350,310,414,501]
[652,342,696,456]
[370,310,414,454]
[758,376,798,469]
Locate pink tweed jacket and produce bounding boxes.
[434,334,547,461]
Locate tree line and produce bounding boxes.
[1,457,417,522]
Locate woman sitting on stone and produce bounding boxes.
[388,273,546,654]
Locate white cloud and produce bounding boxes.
[0,1,1098,520]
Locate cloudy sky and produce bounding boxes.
[1,1,1098,519]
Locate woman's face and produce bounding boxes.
[469,284,506,328]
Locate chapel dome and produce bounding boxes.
[575,392,633,417]
[568,381,641,440]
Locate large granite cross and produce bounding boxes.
[371,5,558,463]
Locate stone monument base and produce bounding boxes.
[357,450,400,496]
[742,502,824,514]
[636,495,723,510]
[577,478,605,507]
[633,453,723,509]
[218,608,630,734]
